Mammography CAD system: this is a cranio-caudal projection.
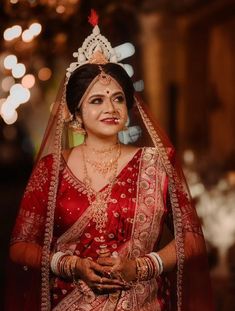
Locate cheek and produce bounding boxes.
[81,105,99,121]
[118,106,128,122]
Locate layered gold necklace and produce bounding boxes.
[81,143,121,233]
[84,143,121,177]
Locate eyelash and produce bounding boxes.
[90,98,103,105]
[89,95,125,105]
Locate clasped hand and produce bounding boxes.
[75,256,136,292]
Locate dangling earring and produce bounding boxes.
[68,115,86,135]
[123,117,129,131]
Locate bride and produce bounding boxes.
[7,11,214,311]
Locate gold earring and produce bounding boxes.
[68,115,86,135]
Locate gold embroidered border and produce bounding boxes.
[136,102,184,310]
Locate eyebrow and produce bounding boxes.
[88,91,124,100]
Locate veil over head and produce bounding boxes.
[9,11,214,311]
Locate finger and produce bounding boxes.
[90,261,106,274]
[97,257,116,266]
[88,272,104,284]
[99,277,125,286]
[93,284,124,291]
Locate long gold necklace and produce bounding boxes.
[81,144,121,233]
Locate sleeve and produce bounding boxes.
[11,154,54,246]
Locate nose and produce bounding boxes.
[104,97,115,114]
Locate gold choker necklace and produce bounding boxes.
[84,142,119,154]
[85,144,121,176]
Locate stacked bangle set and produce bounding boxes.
[50,251,78,280]
[136,252,164,281]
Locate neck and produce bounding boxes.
[84,134,119,150]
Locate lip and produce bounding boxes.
[100,117,120,125]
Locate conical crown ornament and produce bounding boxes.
[66,9,136,80]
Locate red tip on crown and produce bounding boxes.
[88,9,99,27]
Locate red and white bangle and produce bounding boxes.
[149,252,164,275]
[50,251,67,276]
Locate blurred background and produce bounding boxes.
[1,0,235,310]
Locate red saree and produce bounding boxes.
[9,143,214,310]
[6,72,215,310]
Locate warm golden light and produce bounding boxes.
[38,67,52,81]
[21,74,35,89]
[56,5,65,14]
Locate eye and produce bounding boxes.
[89,97,103,105]
[113,95,125,103]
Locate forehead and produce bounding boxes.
[86,78,123,96]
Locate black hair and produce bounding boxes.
[66,63,134,115]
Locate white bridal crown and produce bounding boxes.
[66,10,144,92]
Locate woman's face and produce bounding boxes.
[80,77,128,139]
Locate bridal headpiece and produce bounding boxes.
[65,9,143,92]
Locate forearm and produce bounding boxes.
[9,242,42,269]
[156,239,177,272]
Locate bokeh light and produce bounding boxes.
[56,5,66,14]
[22,29,34,43]
[3,109,18,125]
[38,67,52,81]
[29,22,42,36]
[1,99,16,118]
[1,76,15,92]
[10,83,31,104]
[3,54,18,70]
[0,98,7,111]
[12,63,26,78]
[21,74,35,89]
[3,25,22,41]
[12,25,22,38]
